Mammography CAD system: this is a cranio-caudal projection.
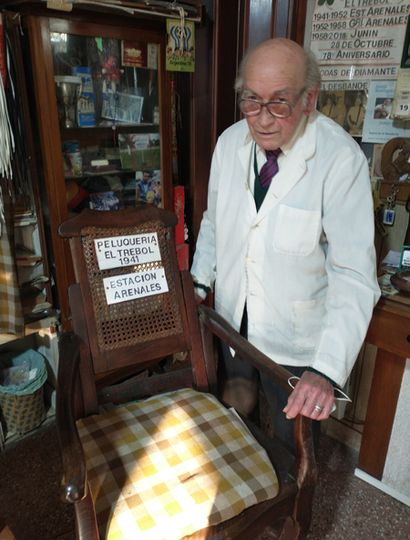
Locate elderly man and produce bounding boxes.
[191,38,380,450]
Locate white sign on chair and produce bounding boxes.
[94,233,169,304]
[94,233,161,270]
[103,268,169,305]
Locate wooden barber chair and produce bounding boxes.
[56,206,317,540]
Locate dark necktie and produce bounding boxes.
[259,149,281,189]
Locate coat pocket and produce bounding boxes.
[273,205,321,256]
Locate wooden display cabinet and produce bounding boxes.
[0,15,55,342]
[21,13,172,329]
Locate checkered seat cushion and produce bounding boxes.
[77,388,279,539]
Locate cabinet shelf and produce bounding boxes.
[65,168,134,179]
[61,124,159,143]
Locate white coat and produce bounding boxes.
[191,111,380,387]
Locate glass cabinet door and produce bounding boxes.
[25,15,171,329]
[50,27,165,213]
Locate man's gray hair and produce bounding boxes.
[234,41,321,96]
[305,50,321,90]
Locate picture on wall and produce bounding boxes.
[318,89,367,137]
[318,90,347,128]
[344,90,367,137]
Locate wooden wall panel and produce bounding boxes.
[189,8,214,243]
[212,0,242,141]
[248,0,274,47]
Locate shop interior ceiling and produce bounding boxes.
[0,0,203,21]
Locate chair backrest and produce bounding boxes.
[58,206,208,413]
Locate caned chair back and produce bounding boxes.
[58,207,208,410]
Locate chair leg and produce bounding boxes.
[74,488,99,540]
[278,517,301,540]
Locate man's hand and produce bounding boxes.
[283,371,335,421]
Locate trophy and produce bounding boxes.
[54,75,82,128]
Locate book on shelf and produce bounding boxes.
[72,66,96,127]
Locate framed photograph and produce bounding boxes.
[118,133,160,170]
[362,80,409,144]
[135,170,161,206]
[121,41,148,68]
[101,91,144,124]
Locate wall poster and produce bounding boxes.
[305,1,410,136]
[306,0,410,88]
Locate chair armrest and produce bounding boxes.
[198,304,294,394]
[56,332,87,503]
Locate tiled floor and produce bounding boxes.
[308,435,410,539]
[1,419,409,539]
[0,420,74,540]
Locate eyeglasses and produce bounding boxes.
[239,87,306,119]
